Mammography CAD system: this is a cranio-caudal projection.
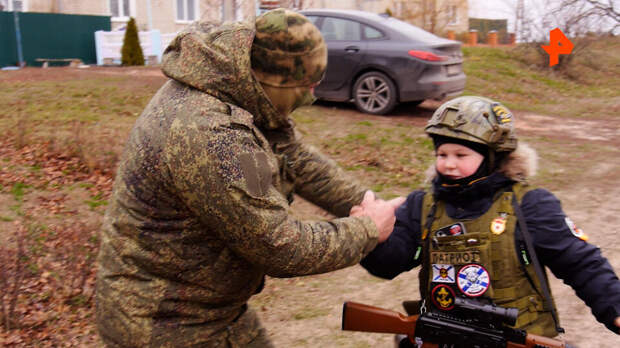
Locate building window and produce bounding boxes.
[448,5,458,25]
[1,0,26,11]
[176,0,197,22]
[110,0,131,20]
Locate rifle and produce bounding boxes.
[342,297,567,348]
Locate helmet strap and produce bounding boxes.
[488,150,495,175]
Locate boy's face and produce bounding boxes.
[436,143,485,180]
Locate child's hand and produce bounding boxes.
[615,317,620,333]
[350,191,405,243]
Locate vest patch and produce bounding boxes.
[239,152,272,197]
[492,102,513,123]
[432,264,455,283]
[431,251,481,265]
[490,216,507,235]
[431,284,455,311]
[457,264,490,297]
[565,216,588,241]
[435,222,466,237]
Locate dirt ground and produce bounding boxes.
[1,67,619,347]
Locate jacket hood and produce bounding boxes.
[497,142,538,181]
[425,142,538,183]
[161,20,286,130]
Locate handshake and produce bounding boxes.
[350,191,406,243]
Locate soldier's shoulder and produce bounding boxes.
[156,84,235,130]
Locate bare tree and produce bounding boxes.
[550,0,618,70]
[509,0,619,42]
[510,0,618,74]
[515,0,524,38]
[551,0,619,36]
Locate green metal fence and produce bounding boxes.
[0,12,18,67]
[0,12,110,67]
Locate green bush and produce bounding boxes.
[121,17,144,66]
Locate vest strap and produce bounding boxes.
[511,194,564,334]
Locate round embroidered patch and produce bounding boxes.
[431,284,456,311]
[457,264,490,297]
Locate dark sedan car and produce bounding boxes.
[300,9,466,115]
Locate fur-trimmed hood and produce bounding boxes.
[425,142,538,183]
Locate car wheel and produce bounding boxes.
[353,71,398,115]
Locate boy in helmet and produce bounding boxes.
[96,9,403,347]
[359,96,620,342]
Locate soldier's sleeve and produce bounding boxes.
[164,116,379,277]
[271,132,369,217]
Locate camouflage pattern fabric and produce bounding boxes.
[251,9,327,88]
[96,11,378,348]
[252,9,326,117]
[425,96,518,152]
[260,84,317,119]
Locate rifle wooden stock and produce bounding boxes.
[342,301,417,337]
[507,333,566,348]
[343,301,566,348]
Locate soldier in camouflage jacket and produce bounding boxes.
[96,9,403,347]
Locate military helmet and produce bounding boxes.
[251,8,327,88]
[425,96,518,152]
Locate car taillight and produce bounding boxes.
[408,50,446,61]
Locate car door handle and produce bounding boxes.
[345,45,360,53]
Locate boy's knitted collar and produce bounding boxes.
[432,172,515,206]
[440,175,489,188]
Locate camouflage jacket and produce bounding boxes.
[96,20,378,347]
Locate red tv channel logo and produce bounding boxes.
[541,28,574,67]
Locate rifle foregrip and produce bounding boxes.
[342,301,417,337]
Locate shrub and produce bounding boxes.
[121,17,144,66]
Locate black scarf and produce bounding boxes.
[432,172,516,217]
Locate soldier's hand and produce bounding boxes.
[615,316,620,333]
[350,191,405,243]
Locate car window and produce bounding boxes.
[305,15,319,25]
[320,17,361,41]
[384,17,441,43]
[363,25,384,40]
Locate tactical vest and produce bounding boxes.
[419,183,559,337]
